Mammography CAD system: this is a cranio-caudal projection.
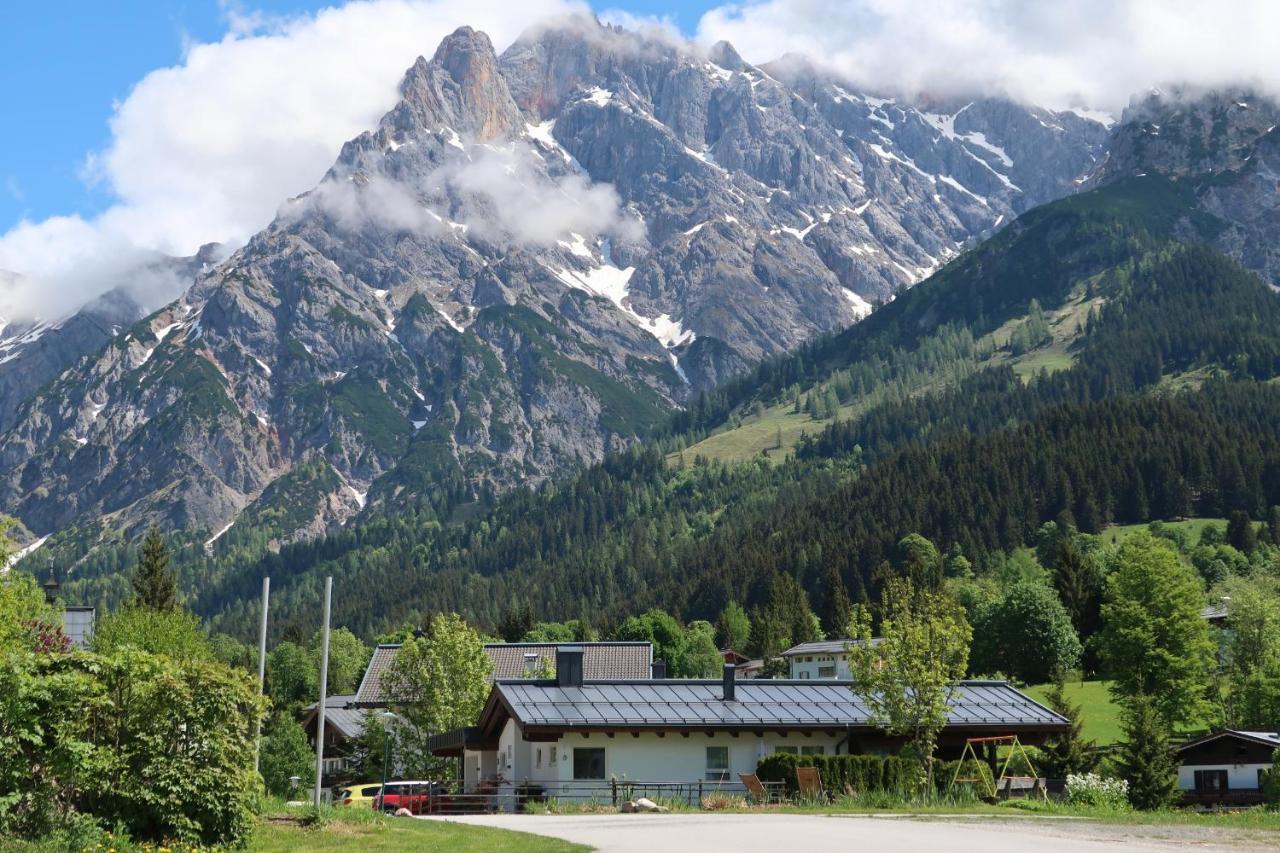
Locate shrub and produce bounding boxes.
[0,649,266,846]
[756,753,924,797]
[1066,773,1130,810]
[701,793,746,810]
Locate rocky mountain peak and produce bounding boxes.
[707,40,747,72]
[0,19,1118,563]
[1097,88,1279,183]
[393,25,520,141]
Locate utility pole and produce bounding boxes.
[313,576,333,808]
[253,577,270,775]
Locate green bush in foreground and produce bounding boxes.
[0,648,266,846]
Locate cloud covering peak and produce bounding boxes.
[696,0,1278,112]
[0,0,581,320]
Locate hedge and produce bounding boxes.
[756,753,920,796]
[756,754,993,796]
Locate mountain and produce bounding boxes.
[0,244,224,434]
[0,17,1110,558]
[1090,87,1280,287]
[179,174,1280,639]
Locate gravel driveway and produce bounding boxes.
[421,812,1263,852]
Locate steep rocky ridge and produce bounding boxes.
[0,17,1110,558]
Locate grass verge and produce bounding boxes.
[251,803,588,852]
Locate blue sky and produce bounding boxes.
[0,1,716,232]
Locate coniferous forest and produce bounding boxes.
[81,176,1280,645]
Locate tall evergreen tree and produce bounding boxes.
[1115,694,1180,811]
[714,601,751,651]
[817,565,853,638]
[1037,669,1097,779]
[1226,510,1258,554]
[131,526,177,611]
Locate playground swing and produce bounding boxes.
[949,734,1047,801]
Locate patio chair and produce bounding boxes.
[796,766,825,801]
[739,773,780,805]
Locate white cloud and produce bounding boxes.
[299,140,641,246]
[0,0,581,320]
[697,0,1280,112]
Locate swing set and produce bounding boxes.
[949,735,1047,800]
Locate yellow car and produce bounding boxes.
[338,783,381,808]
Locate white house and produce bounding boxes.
[1176,730,1277,805]
[429,646,1068,810]
[780,639,863,679]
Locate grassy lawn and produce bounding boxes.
[251,806,587,852]
[1024,679,1124,746]
[1023,677,1214,748]
[1098,517,1223,545]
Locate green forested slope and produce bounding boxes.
[155,175,1280,642]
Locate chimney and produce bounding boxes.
[722,663,736,701]
[556,645,584,688]
[651,660,667,679]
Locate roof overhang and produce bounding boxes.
[1177,729,1280,753]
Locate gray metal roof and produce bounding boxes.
[301,694,366,741]
[486,679,1067,732]
[354,641,654,706]
[781,638,883,656]
[1178,729,1280,752]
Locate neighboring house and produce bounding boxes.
[782,639,853,679]
[42,571,95,648]
[353,641,654,708]
[720,649,764,679]
[1202,599,1230,627]
[62,606,96,648]
[1177,730,1277,805]
[300,694,365,782]
[782,638,887,679]
[428,646,1068,810]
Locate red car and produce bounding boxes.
[374,780,437,814]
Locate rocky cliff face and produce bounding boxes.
[0,245,223,434]
[1092,88,1280,287]
[0,17,1111,553]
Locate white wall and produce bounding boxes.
[498,729,844,809]
[787,652,851,680]
[1178,762,1269,791]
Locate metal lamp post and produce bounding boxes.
[379,711,397,811]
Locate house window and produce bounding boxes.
[706,746,730,782]
[551,746,558,764]
[573,748,606,780]
[799,672,810,680]
[1194,769,1228,793]
[817,665,836,678]
[775,746,798,755]
[536,748,542,769]
[801,746,825,756]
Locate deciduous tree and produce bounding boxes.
[383,613,492,777]
[1097,533,1214,725]
[848,576,972,788]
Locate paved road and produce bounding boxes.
[422,812,1247,852]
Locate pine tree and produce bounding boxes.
[1227,510,1258,554]
[131,526,177,611]
[1037,669,1097,779]
[1115,695,1180,811]
[817,565,852,638]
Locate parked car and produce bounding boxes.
[374,780,438,814]
[338,783,381,808]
